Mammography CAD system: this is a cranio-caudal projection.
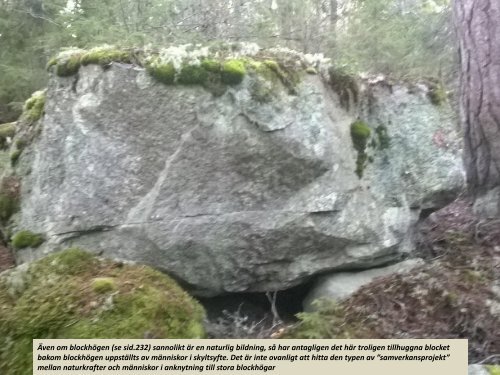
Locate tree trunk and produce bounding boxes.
[454,0,500,202]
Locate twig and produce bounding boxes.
[478,354,500,364]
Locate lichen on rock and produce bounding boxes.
[0,248,206,374]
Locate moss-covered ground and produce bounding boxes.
[0,248,206,374]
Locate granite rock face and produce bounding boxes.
[14,51,464,296]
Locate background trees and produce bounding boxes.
[0,0,455,121]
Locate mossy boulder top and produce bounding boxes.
[0,248,205,374]
[12,43,463,296]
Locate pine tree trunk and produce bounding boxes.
[454,0,500,215]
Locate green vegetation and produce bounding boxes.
[284,299,367,339]
[0,122,16,148]
[221,59,246,85]
[10,150,21,165]
[201,59,221,73]
[0,248,206,374]
[91,277,117,294]
[23,91,45,123]
[80,48,132,66]
[0,0,454,124]
[11,230,44,249]
[350,120,371,178]
[177,64,209,85]
[0,194,17,223]
[55,54,83,77]
[52,48,133,77]
[487,365,500,375]
[146,61,176,85]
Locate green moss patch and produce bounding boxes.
[350,120,371,178]
[55,54,83,77]
[201,59,221,73]
[80,48,132,67]
[22,91,45,123]
[221,59,246,85]
[51,48,134,77]
[178,64,209,85]
[10,149,21,165]
[91,277,117,294]
[11,230,44,249]
[146,60,176,85]
[487,365,500,375]
[0,248,206,374]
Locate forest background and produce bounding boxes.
[0,0,453,122]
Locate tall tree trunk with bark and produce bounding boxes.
[454,0,500,215]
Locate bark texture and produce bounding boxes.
[454,0,500,193]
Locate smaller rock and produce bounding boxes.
[303,259,424,311]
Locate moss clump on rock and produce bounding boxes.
[80,48,132,67]
[0,194,17,223]
[45,57,58,71]
[147,60,176,85]
[177,64,209,85]
[23,91,45,123]
[350,120,371,178]
[0,248,206,374]
[221,59,246,85]
[51,47,133,77]
[55,54,82,77]
[10,149,21,165]
[201,59,221,73]
[11,230,44,249]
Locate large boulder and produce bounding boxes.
[12,46,464,296]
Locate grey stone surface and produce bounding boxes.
[303,258,425,311]
[14,61,464,296]
[468,365,490,375]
